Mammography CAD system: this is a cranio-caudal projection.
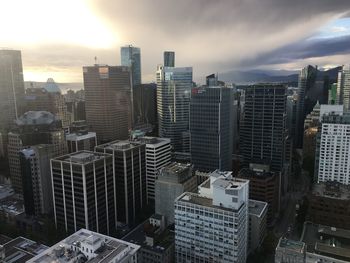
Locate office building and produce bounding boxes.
[240,84,287,172]
[174,171,249,263]
[329,83,337,104]
[121,45,141,86]
[316,113,350,184]
[308,182,350,230]
[19,144,55,216]
[0,49,25,131]
[248,199,268,255]
[133,83,157,130]
[8,111,67,194]
[190,86,233,172]
[95,141,146,226]
[66,121,97,153]
[275,238,306,263]
[337,65,350,110]
[0,236,48,263]
[238,164,280,226]
[137,137,171,203]
[155,162,196,225]
[296,65,317,148]
[83,65,131,143]
[27,229,140,263]
[164,51,175,67]
[24,78,72,128]
[156,65,192,152]
[51,151,116,235]
[123,214,175,263]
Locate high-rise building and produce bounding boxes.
[19,144,54,216]
[240,84,287,172]
[156,65,192,152]
[248,199,268,255]
[121,45,141,86]
[27,229,140,263]
[164,51,175,67]
[83,65,131,143]
[8,111,67,194]
[296,65,317,148]
[316,113,350,184]
[0,49,25,130]
[155,162,197,225]
[51,151,116,235]
[190,86,233,172]
[337,65,350,111]
[133,83,157,130]
[24,78,72,128]
[237,163,280,226]
[136,137,171,203]
[95,140,147,226]
[174,171,249,263]
[66,121,97,153]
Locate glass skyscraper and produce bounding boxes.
[156,65,192,152]
[190,86,233,172]
[164,51,175,67]
[121,45,141,86]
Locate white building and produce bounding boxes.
[27,229,140,263]
[317,114,350,184]
[137,136,171,202]
[174,170,249,263]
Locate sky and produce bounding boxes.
[1,0,350,83]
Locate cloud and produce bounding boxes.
[7,0,350,82]
[331,26,348,32]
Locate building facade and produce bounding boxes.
[337,65,350,110]
[95,140,147,226]
[174,171,249,263]
[66,121,97,153]
[164,51,175,67]
[121,45,141,86]
[156,65,192,152]
[155,162,197,225]
[83,65,131,143]
[137,137,171,203]
[240,84,287,172]
[51,151,116,235]
[190,86,233,172]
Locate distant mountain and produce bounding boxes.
[25,81,83,93]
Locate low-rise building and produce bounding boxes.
[27,229,140,263]
[248,199,268,255]
[275,238,306,263]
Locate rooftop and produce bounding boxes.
[66,132,96,141]
[137,136,171,147]
[96,140,143,151]
[15,111,58,126]
[0,195,24,216]
[277,238,305,253]
[0,184,15,200]
[312,182,350,200]
[248,199,268,218]
[1,236,48,263]
[301,222,350,261]
[27,229,140,263]
[54,151,111,164]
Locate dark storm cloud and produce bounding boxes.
[238,34,350,67]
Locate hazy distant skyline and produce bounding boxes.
[2,0,350,83]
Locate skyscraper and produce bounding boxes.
[95,140,147,226]
[156,65,192,152]
[121,45,141,86]
[190,86,233,172]
[296,65,317,148]
[133,83,157,129]
[8,111,67,194]
[175,171,249,263]
[83,65,132,143]
[240,84,287,172]
[164,51,175,67]
[51,151,116,235]
[0,49,25,130]
[337,65,350,110]
[19,144,54,216]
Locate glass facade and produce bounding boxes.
[121,45,141,86]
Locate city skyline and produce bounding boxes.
[1,1,350,83]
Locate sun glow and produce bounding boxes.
[0,0,118,49]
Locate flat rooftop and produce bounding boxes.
[96,140,143,151]
[0,184,15,200]
[277,238,305,253]
[248,199,268,217]
[27,229,140,263]
[2,236,48,263]
[0,195,24,216]
[137,136,170,147]
[312,182,350,200]
[301,222,350,261]
[53,151,111,164]
[66,132,96,141]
